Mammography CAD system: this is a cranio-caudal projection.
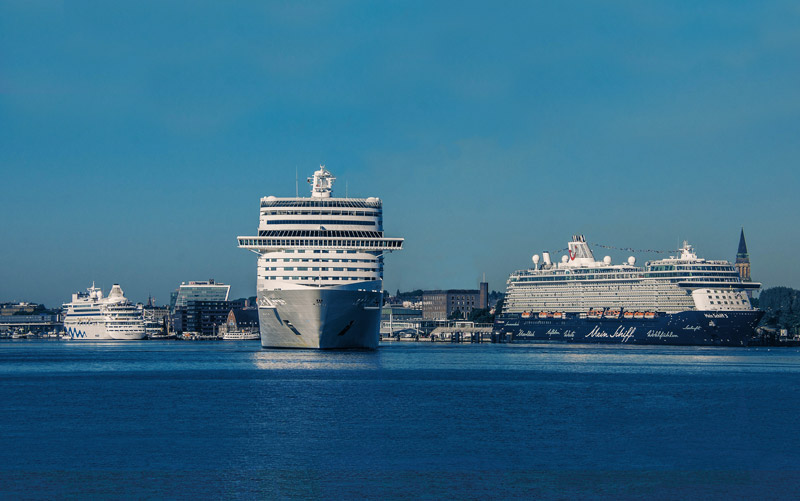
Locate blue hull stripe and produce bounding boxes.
[494,310,764,346]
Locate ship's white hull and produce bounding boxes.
[63,320,146,340]
[257,287,382,349]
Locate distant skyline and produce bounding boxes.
[1,1,799,307]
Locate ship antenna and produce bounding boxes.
[346,180,348,199]
[295,166,299,198]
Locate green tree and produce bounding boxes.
[758,287,800,330]
[468,307,494,324]
[494,295,505,316]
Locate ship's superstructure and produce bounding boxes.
[495,235,763,346]
[237,165,403,349]
[63,284,146,340]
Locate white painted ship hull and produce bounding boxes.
[63,320,146,340]
[257,287,382,349]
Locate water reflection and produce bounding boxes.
[2,340,800,376]
[251,348,383,371]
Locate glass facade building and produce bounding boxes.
[171,280,231,312]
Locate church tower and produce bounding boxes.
[735,228,751,282]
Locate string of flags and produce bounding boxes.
[548,244,675,255]
[591,243,672,254]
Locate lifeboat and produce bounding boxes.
[623,311,634,319]
[538,311,549,319]
[521,312,531,319]
[634,312,645,319]
[644,312,656,320]
[604,309,621,319]
[587,309,603,319]
[553,312,564,320]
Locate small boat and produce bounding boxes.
[604,309,621,319]
[644,312,656,320]
[538,311,549,319]
[521,312,531,319]
[623,311,634,319]
[587,309,603,319]
[634,312,645,319]
[552,312,564,319]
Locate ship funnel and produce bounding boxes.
[109,284,124,299]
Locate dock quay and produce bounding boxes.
[380,321,493,343]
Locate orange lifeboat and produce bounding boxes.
[623,311,634,319]
[634,312,645,319]
[587,309,603,319]
[644,312,656,320]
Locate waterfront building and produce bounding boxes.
[381,305,423,322]
[169,280,231,335]
[172,300,230,336]
[0,313,61,334]
[0,302,40,316]
[422,289,483,320]
[170,280,231,312]
[479,281,488,310]
[143,305,169,324]
[225,308,259,331]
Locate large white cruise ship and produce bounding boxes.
[237,166,404,349]
[494,235,763,346]
[63,284,146,340]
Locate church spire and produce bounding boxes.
[736,227,749,260]
[735,228,751,282]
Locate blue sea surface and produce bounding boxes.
[1,340,799,499]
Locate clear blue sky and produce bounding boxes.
[1,1,798,307]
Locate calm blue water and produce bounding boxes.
[2,340,800,499]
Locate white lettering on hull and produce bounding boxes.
[646,330,678,339]
[586,325,636,342]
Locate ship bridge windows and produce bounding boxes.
[258,230,384,238]
[261,200,381,209]
[262,209,381,217]
[264,220,377,226]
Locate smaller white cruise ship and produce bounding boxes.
[63,284,146,340]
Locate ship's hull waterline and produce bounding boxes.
[494,310,764,347]
[257,288,382,349]
[63,322,146,340]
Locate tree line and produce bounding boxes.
[756,287,800,332]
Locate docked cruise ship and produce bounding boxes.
[494,235,763,346]
[237,166,404,349]
[63,284,146,340]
